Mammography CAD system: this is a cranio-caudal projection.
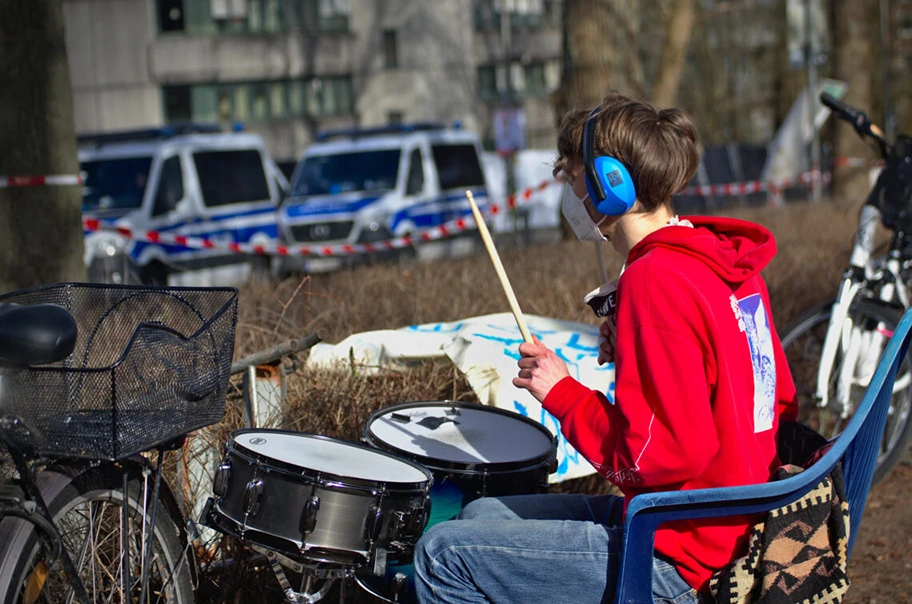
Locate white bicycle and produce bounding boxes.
[780,93,912,485]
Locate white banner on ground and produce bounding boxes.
[306,313,615,482]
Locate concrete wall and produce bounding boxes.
[65,0,163,132]
[355,0,479,132]
[62,0,561,161]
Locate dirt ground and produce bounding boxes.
[845,455,912,603]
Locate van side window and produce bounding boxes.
[152,156,184,217]
[406,149,424,196]
[431,144,486,190]
[193,149,270,207]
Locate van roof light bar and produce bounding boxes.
[315,122,446,142]
[77,122,223,147]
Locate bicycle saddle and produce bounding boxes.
[0,303,77,366]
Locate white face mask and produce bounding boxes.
[560,183,608,243]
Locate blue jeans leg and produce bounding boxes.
[412,494,704,604]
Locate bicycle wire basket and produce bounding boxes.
[0,283,238,461]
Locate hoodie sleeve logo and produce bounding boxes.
[737,293,776,433]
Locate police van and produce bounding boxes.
[277,123,491,273]
[80,124,286,285]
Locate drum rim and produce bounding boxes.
[362,401,557,473]
[228,428,434,489]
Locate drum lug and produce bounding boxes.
[213,462,231,497]
[364,504,384,544]
[418,497,431,531]
[243,478,264,516]
[390,511,406,540]
[300,495,320,534]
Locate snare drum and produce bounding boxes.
[363,401,557,523]
[204,429,433,569]
[357,402,558,602]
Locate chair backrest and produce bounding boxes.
[614,308,912,603]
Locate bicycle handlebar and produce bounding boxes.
[821,92,889,154]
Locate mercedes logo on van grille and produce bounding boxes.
[310,224,331,240]
[248,437,267,445]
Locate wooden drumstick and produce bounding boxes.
[465,190,533,343]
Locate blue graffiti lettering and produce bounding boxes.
[511,400,581,479]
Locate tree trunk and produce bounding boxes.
[651,0,696,109]
[553,0,621,123]
[0,0,86,293]
[831,0,877,206]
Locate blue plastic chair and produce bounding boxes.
[615,308,912,603]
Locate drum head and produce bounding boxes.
[231,429,431,485]
[364,402,555,472]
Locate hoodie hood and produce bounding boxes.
[627,215,776,285]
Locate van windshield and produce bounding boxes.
[81,157,152,212]
[290,150,401,197]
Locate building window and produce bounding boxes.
[477,66,498,101]
[523,63,546,95]
[383,30,398,69]
[473,0,562,31]
[159,0,351,34]
[163,76,355,124]
[476,60,558,101]
[163,86,192,122]
[158,0,185,32]
[388,110,404,124]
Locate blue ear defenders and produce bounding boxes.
[582,108,637,215]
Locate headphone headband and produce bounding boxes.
[582,108,606,202]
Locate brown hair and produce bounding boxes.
[554,91,699,212]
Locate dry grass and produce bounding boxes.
[236,201,861,357]
[195,199,868,600]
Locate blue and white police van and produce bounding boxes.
[277,123,491,273]
[80,124,286,285]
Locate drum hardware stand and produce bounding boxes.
[388,572,410,602]
[263,549,337,603]
[261,548,365,604]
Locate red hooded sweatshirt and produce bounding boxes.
[542,215,798,592]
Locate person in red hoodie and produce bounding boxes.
[412,92,797,603]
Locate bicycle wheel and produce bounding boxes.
[781,299,912,485]
[0,462,194,603]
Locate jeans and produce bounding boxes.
[412,494,705,604]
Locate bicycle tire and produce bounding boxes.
[0,462,194,603]
[781,298,912,485]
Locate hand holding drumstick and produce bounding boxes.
[464,191,569,403]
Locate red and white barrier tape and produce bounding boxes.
[81,170,829,258]
[83,180,559,258]
[834,156,884,169]
[0,174,82,188]
[679,170,828,197]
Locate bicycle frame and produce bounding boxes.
[0,416,93,604]
[815,204,912,417]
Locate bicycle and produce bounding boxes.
[0,283,238,603]
[779,92,912,486]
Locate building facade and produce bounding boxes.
[63,0,563,162]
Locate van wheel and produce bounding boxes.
[140,261,169,286]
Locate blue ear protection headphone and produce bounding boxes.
[582,108,637,216]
